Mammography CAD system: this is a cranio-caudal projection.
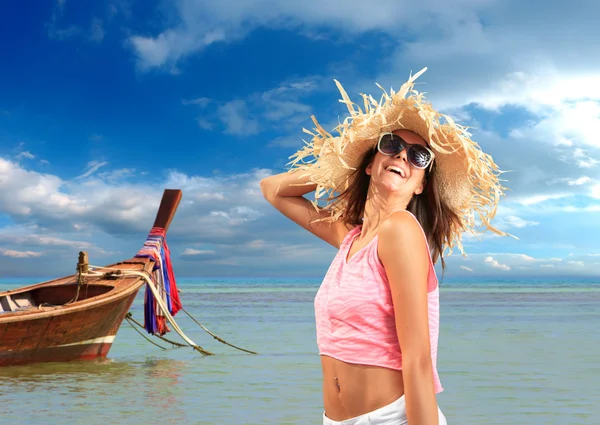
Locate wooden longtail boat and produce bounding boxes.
[0,189,182,367]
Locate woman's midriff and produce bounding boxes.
[320,355,405,421]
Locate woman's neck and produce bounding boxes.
[360,191,411,239]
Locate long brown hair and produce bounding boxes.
[332,147,460,272]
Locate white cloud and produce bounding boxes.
[484,256,510,271]
[246,239,266,249]
[126,0,434,71]
[568,177,591,186]
[449,252,600,276]
[553,205,600,213]
[515,194,569,207]
[97,168,136,182]
[182,97,212,107]
[129,35,171,69]
[209,206,263,226]
[0,155,286,275]
[0,157,81,216]
[76,161,108,180]
[195,192,226,201]
[0,227,94,249]
[217,100,260,135]
[16,151,35,160]
[515,254,536,262]
[460,73,600,114]
[510,101,600,154]
[182,76,318,137]
[129,28,228,71]
[181,248,216,256]
[197,118,214,130]
[0,155,271,238]
[1,249,43,258]
[498,215,539,229]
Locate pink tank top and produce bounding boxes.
[314,211,443,394]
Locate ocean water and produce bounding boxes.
[0,277,599,425]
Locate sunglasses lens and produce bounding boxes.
[407,145,432,169]
[378,134,404,155]
[378,133,434,169]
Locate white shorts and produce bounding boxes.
[322,395,447,425]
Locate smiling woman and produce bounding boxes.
[261,68,511,425]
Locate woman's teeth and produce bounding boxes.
[385,165,405,177]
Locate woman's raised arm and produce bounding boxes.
[260,170,350,248]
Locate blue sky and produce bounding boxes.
[1,0,599,278]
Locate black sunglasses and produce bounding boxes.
[376,133,435,171]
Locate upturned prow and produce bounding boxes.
[151,189,182,233]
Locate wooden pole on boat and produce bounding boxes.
[152,189,182,233]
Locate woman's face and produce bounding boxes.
[365,130,429,199]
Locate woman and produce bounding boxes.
[260,68,509,425]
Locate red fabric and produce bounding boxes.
[162,238,182,316]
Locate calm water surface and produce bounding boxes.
[0,277,599,424]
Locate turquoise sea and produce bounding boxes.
[0,277,599,425]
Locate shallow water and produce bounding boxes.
[0,278,599,424]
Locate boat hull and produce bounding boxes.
[0,287,140,367]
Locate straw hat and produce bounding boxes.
[288,67,511,254]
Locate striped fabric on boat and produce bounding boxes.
[135,227,182,335]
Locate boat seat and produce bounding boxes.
[0,295,18,312]
[0,294,33,312]
[12,295,33,309]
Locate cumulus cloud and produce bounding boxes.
[484,256,510,271]
[0,154,334,276]
[182,76,319,137]
[126,0,441,71]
